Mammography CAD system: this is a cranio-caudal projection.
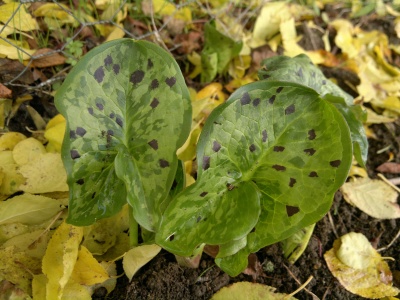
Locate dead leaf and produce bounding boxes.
[0,83,12,98]
[122,244,161,280]
[377,162,400,174]
[340,177,400,219]
[0,132,26,151]
[325,232,400,298]
[31,48,66,68]
[211,282,298,300]
[12,137,46,165]
[0,3,39,32]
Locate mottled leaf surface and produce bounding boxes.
[56,39,191,229]
[258,54,367,167]
[156,81,352,275]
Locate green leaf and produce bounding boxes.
[156,80,352,275]
[55,39,191,229]
[258,54,368,167]
[201,21,242,82]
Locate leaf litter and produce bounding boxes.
[1,0,400,299]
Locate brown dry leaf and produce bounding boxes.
[0,83,11,98]
[31,48,66,68]
[340,177,400,219]
[325,232,400,298]
[376,162,400,173]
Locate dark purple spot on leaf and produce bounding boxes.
[272,164,286,171]
[148,139,158,150]
[263,74,270,79]
[289,178,296,187]
[147,59,154,69]
[309,171,318,177]
[322,80,326,85]
[150,98,159,109]
[70,130,76,139]
[274,146,285,152]
[269,95,276,104]
[109,112,115,118]
[70,149,80,159]
[304,148,316,156]
[94,66,104,83]
[276,87,284,93]
[200,192,208,197]
[116,117,123,128]
[203,156,210,170]
[76,127,87,137]
[249,144,256,152]
[253,98,260,107]
[96,103,104,110]
[169,234,174,241]
[88,107,94,115]
[159,159,170,168]
[296,68,303,77]
[285,104,295,115]
[165,77,176,87]
[196,216,201,223]
[308,129,316,140]
[150,79,159,90]
[212,141,221,152]
[330,160,341,168]
[104,55,113,66]
[227,183,235,191]
[107,129,114,136]
[130,70,145,84]
[113,64,120,74]
[240,92,251,105]
[91,192,96,199]
[262,130,268,142]
[76,179,84,185]
[286,205,300,217]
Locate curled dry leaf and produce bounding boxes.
[376,162,400,174]
[325,232,400,299]
[340,177,400,219]
[31,48,66,68]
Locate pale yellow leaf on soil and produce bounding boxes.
[365,107,396,124]
[70,246,109,285]
[0,38,35,60]
[87,261,117,295]
[42,222,83,300]
[12,137,46,165]
[144,0,192,22]
[18,152,68,193]
[61,279,92,300]
[0,193,63,225]
[0,246,41,295]
[325,232,400,298]
[211,282,298,300]
[0,3,39,31]
[33,3,77,28]
[330,19,358,58]
[45,115,66,153]
[177,121,202,162]
[82,205,129,255]
[123,244,161,280]
[0,162,26,195]
[340,177,400,219]
[0,132,26,151]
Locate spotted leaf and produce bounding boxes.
[156,81,352,276]
[258,54,367,168]
[55,39,191,229]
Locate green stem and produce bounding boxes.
[129,205,139,247]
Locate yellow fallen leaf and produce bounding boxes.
[0,223,28,243]
[61,279,92,300]
[340,177,400,219]
[45,114,66,152]
[0,3,39,31]
[211,282,298,299]
[145,0,192,22]
[365,107,396,124]
[228,55,252,79]
[0,246,41,295]
[33,3,78,29]
[70,246,109,285]
[0,38,35,60]
[18,152,68,193]
[0,154,25,195]
[0,193,63,225]
[32,274,49,300]
[12,137,46,165]
[177,121,202,162]
[325,232,400,298]
[187,51,202,79]
[0,132,26,151]
[122,244,161,280]
[330,19,358,59]
[42,222,83,300]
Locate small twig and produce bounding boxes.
[327,211,339,239]
[388,177,400,186]
[283,264,320,300]
[149,0,169,52]
[377,173,400,193]
[377,228,400,252]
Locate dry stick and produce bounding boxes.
[377,228,400,252]
[283,264,320,300]
[327,211,339,239]
[388,177,400,186]
[149,0,169,52]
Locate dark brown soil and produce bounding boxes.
[101,122,400,300]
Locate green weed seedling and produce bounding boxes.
[55,39,367,276]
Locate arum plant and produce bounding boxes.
[56,39,367,276]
